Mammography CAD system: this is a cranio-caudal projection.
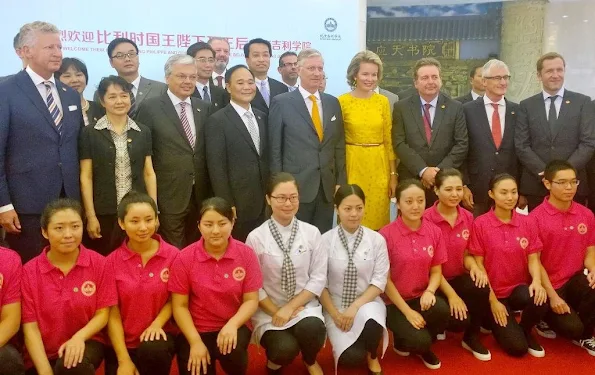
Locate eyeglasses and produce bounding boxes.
[484,75,511,81]
[282,62,298,68]
[551,179,580,187]
[270,195,299,204]
[173,74,198,81]
[195,57,216,64]
[111,52,138,60]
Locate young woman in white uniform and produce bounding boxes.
[246,172,328,375]
[320,184,389,375]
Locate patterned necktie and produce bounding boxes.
[202,86,211,103]
[128,89,137,117]
[215,76,224,87]
[268,219,298,300]
[308,95,323,141]
[244,112,260,154]
[490,103,502,149]
[260,80,270,107]
[179,102,196,149]
[44,82,63,133]
[548,95,559,133]
[338,226,364,309]
[422,103,432,144]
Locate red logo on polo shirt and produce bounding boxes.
[578,223,588,235]
[519,238,529,249]
[461,229,470,240]
[0,273,3,290]
[426,246,434,257]
[160,268,170,282]
[81,281,96,297]
[233,267,246,281]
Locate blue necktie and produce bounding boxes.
[260,80,270,106]
[202,86,211,103]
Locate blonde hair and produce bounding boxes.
[19,21,59,48]
[346,50,383,88]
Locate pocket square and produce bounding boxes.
[68,105,78,111]
[331,115,336,121]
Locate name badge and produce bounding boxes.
[68,105,78,111]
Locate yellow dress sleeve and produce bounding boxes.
[380,95,396,161]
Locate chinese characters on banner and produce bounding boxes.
[367,40,460,61]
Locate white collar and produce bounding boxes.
[230,100,254,118]
[299,85,320,101]
[255,77,268,84]
[167,89,192,107]
[196,80,210,90]
[483,95,506,106]
[26,66,56,86]
[471,90,483,100]
[542,87,565,101]
[212,70,226,79]
[130,75,141,90]
[374,86,380,94]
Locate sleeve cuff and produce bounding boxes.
[0,204,15,213]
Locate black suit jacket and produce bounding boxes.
[392,94,468,180]
[85,100,105,126]
[192,83,229,112]
[135,94,213,214]
[251,77,288,114]
[515,90,595,197]
[455,92,474,104]
[205,104,269,222]
[463,98,520,205]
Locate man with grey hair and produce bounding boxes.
[269,48,346,235]
[462,59,522,216]
[208,37,230,88]
[135,54,212,248]
[0,21,84,262]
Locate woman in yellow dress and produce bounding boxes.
[338,51,398,230]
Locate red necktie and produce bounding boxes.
[491,103,502,149]
[215,76,224,86]
[422,103,432,144]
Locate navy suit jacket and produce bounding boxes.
[0,70,83,214]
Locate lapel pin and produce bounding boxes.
[511,111,515,115]
[215,103,219,107]
[127,138,132,143]
[138,92,143,96]
[566,100,570,104]
[197,108,201,112]
[441,105,445,109]
[257,116,262,120]
[61,87,67,91]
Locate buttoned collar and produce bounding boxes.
[486,209,520,227]
[38,245,91,274]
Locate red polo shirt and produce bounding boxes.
[469,210,542,299]
[380,217,447,301]
[0,247,21,308]
[168,238,263,333]
[21,246,117,364]
[531,198,595,290]
[106,235,179,348]
[424,203,473,280]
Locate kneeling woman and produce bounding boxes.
[380,180,449,370]
[469,174,548,357]
[170,197,262,375]
[424,169,491,361]
[246,173,327,375]
[320,184,389,374]
[105,192,179,375]
[22,199,117,375]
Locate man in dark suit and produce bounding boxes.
[135,54,212,248]
[208,37,231,88]
[187,42,229,112]
[278,51,299,91]
[0,22,83,262]
[205,65,269,241]
[462,60,522,215]
[269,49,346,233]
[392,57,468,207]
[455,64,485,104]
[515,52,595,211]
[93,38,167,116]
[245,38,288,114]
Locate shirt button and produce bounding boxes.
[224,274,229,278]
[149,272,154,277]
[59,276,64,280]
[138,264,142,268]
[73,287,79,293]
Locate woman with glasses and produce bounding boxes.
[246,172,327,375]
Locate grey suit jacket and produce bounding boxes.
[93,76,167,107]
[269,89,347,203]
[392,94,468,180]
[135,93,212,215]
[379,88,399,115]
[515,90,595,196]
[455,92,474,104]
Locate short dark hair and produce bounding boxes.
[488,173,517,191]
[225,64,254,84]
[187,42,215,58]
[334,184,366,206]
[244,38,272,58]
[544,160,577,182]
[200,197,234,223]
[469,64,483,78]
[41,198,83,230]
[278,51,297,67]
[537,52,566,73]
[96,75,133,101]
[413,57,441,80]
[117,191,158,221]
[13,32,20,49]
[107,38,139,58]
[395,179,425,202]
[266,172,298,196]
[435,168,464,189]
[55,57,89,84]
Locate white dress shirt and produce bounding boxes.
[543,87,565,119]
[212,70,226,88]
[298,85,323,123]
[229,100,260,149]
[167,89,196,139]
[195,81,211,101]
[471,90,483,101]
[130,75,141,98]
[483,95,507,134]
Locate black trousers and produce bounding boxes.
[25,340,104,375]
[486,284,548,357]
[0,344,25,375]
[177,325,251,375]
[232,214,265,242]
[104,333,176,375]
[337,319,383,368]
[82,214,124,256]
[159,191,200,249]
[260,317,326,367]
[5,214,47,264]
[442,274,490,337]
[545,271,595,340]
[386,296,450,354]
[296,184,334,234]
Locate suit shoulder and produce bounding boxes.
[269,78,288,90]
[321,92,339,103]
[519,92,542,106]
[139,95,163,107]
[142,76,166,86]
[253,107,267,119]
[193,97,212,111]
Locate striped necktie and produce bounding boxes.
[44,81,63,133]
[179,102,195,149]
